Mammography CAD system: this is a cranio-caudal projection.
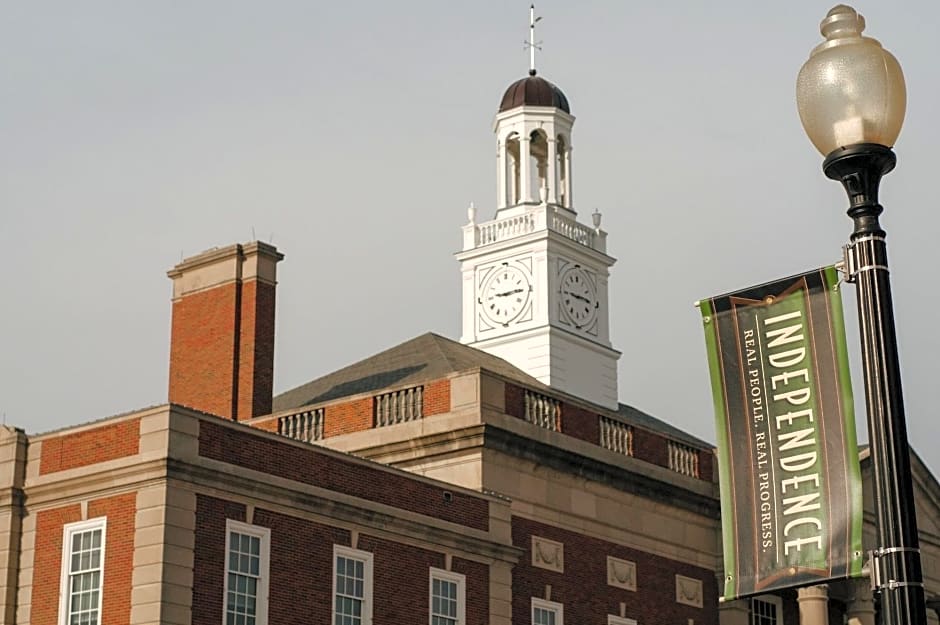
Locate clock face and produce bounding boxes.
[560,267,597,327]
[481,265,531,325]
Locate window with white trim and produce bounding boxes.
[531,598,563,625]
[751,595,782,625]
[333,545,373,625]
[224,520,270,625]
[429,568,465,625]
[59,518,106,625]
[608,616,637,625]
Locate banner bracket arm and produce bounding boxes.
[868,547,924,593]
[840,243,858,284]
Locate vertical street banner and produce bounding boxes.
[699,266,863,600]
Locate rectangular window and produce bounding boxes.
[59,518,107,625]
[608,616,637,625]
[531,598,563,625]
[334,545,373,625]
[751,596,782,625]
[429,568,465,625]
[224,520,270,625]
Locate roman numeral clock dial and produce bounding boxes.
[561,266,598,328]
[480,265,531,326]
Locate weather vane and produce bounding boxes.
[524,4,543,76]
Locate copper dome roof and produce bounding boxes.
[498,71,570,113]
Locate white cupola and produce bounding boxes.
[456,11,620,410]
[494,71,575,219]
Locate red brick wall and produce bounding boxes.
[192,495,247,625]
[236,280,277,420]
[632,427,669,468]
[169,282,240,419]
[169,276,277,422]
[699,448,714,482]
[198,420,489,530]
[89,494,136,625]
[40,419,140,475]
[31,493,137,625]
[193,496,490,625]
[512,517,718,625]
[324,397,372,436]
[452,557,489,625]
[254,508,350,625]
[250,378,450,438]
[32,504,81,625]
[560,404,599,444]
[503,384,714,481]
[360,534,444,623]
[249,417,279,433]
[505,383,525,419]
[424,379,451,416]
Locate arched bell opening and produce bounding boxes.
[529,129,550,204]
[503,132,521,207]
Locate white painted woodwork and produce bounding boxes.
[458,97,620,409]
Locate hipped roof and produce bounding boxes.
[273,332,711,449]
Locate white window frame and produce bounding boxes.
[333,545,374,625]
[58,517,107,625]
[223,519,271,625]
[608,616,637,625]
[429,568,466,625]
[531,597,564,625]
[750,595,783,625]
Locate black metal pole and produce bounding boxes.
[824,143,926,625]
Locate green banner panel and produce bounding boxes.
[701,266,863,600]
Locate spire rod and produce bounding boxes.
[525,4,543,76]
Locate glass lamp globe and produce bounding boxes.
[796,5,906,157]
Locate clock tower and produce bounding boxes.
[456,63,621,410]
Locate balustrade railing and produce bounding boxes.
[278,408,325,443]
[469,206,604,251]
[523,390,560,431]
[550,213,595,247]
[477,214,536,246]
[599,417,633,456]
[374,386,424,427]
[668,441,700,478]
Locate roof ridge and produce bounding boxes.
[428,332,461,371]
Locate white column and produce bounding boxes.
[496,140,505,209]
[718,599,750,625]
[845,580,875,625]
[797,585,829,625]
[537,161,548,204]
[519,136,532,204]
[546,139,558,205]
[930,605,940,625]
[564,147,573,209]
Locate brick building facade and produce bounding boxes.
[7,42,940,625]
[9,404,515,625]
[5,235,940,625]
[0,240,729,625]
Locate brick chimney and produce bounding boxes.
[167,242,284,420]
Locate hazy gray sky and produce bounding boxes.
[3,2,940,473]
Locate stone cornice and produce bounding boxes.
[19,445,522,565]
[167,457,521,565]
[23,455,169,510]
[482,424,720,518]
[349,418,719,518]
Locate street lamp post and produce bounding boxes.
[796,6,926,625]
